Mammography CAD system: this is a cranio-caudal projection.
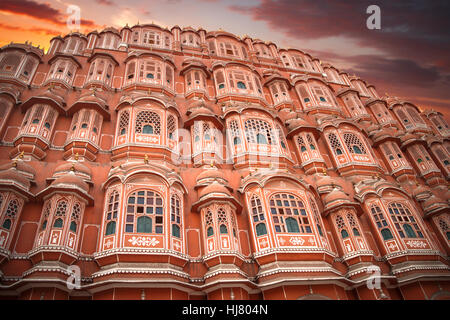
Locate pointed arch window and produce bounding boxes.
[388,202,424,239]
[170,194,182,238]
[244,118,275,145]
[205,209,214,237]
[370,204,394,240]
[135,110,161,135]
[104,190,119,236]
[52,200,68,229]
[343,132,367,155]
[269,193,312,234]
[125,190,164,234]
[327,132,344,156]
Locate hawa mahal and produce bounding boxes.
[0,23,448,300]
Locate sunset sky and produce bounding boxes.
[0,0,449,121]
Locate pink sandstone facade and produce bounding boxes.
[0,24,449,300]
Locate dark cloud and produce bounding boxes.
[231,0,450,121]
[231,0,450,70]
[0,0,98,27]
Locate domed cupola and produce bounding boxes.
[36,161,93,205]
[0,154,35,199]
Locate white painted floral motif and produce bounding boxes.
[128,236,160,247]
[406,240,427,248]
[289,237,305,246]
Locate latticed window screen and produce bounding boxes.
[432,146,449,166]
[2,199,19,230]
[53,200,68,228]
[309,197,324,237]
[244,119,274,145]
[170,194,181,238]
[306,134,317,150]
[40,201,51,230]
[55,201,67,217]
[297,135,306,151]
[32,105,44,123]
[228,119,241,145]
[126,190,164,234]
[250,195,267,236]
[388,202,423,239]
[327,133,344,155]
[347,212,361,236]
[217,208,228,234]
[335,215,349,238]
[205,209,214,237]
[118,110,129,135]
[438,218,449,240]
[277,125,287,149]
[343,132,367,154]
[370,204,394,240]
[69,203,81,233]
[406,107,424,124]
[135,110,161,134]
[167,115,176,140]
[105,190,119,236]
[269,193,311,233]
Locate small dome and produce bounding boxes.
[196,168,228,184]
[0,169,31,189]
[199,181,231,198]
[187,100,214,116]
[324,188,350,205]
[53,162,92,177]
[412,183,430,198]
[52,173,89,193]
[315,174,335,188]
[0,160,36,177]
[399,132,419,143]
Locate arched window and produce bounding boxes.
[167,115,176,141]
[309,197,325,238]
[170,194,182,238]
[53,200,67,229]
[438,218,449,240]
[135,110,161,135]
[228,119,242,148]
[388,202,424,239]
[118,110,129,136]
[347,213,361,237]
[335,215,348,239]
[53,218,63,228]
[256,133,267,144]
[125,190,164,234]
[285,217,300,233]
[69,202,81,233]
[237,81,246,89]
[370,204,394,241]
[1,198,19,231]
[250,194,267,236]
[269,193,312,233]
[327,133,344,156]
[220,224,228,234]
[244,119,275,145]
[143,124,154,134]
[104,190,119,236]
[105,221,116,236]
[0,53,21,74]
[343,132,367,154]
[137,216,152,233]
[217,208,229,235]
[205,209,214,237]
